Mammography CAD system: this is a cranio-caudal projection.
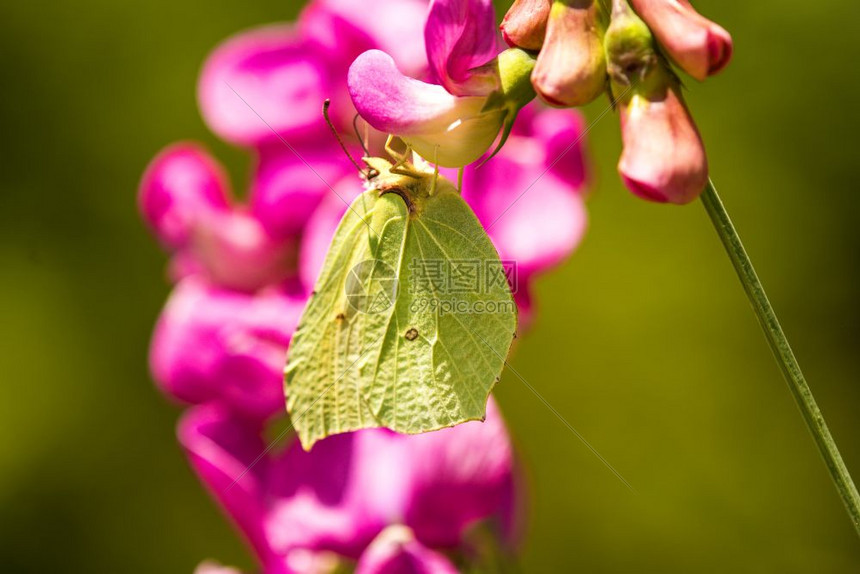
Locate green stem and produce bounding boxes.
[700,179,860,537]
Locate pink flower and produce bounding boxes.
[198,24,334,148]
[139,140,317,418]
[139,143,300,292]
[348,0,527,167]
[179,397,517,572]
[139,143,232,251]
[250,141,358,242]
[629,0,732,82]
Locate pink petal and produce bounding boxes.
[198,24,332,146]
[190,209,297,292]
[355,526,459,574]
[348,50,504,167]
[250,142,358,241]
[400,397,517,548]
[265,430,402,560]
[150,277,305,419]
[301,0,429,77]
[530,107,589,190]
[425,0,500,96]
[264,412,516,558]
[178,405,272,564]
[139,143,231,250]
[184,402,518,565]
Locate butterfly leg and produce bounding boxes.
[384,134,401,161]
[385,135,411,168]
[429,145,440,196]
[390,146,416,177]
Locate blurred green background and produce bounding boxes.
[1,0,858,572]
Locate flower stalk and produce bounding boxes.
[701,180,860,537]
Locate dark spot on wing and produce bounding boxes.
[405,327,419,341]
[336,313,345,321]
[379,186,414,213]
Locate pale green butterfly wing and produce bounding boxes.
[285,162,516,449]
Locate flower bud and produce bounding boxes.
[501,0,551,51]
[605,1,707,204]
[480,47,538,157]
[617,86,708,204]
[531,0,608,107]
[629,0,732,81]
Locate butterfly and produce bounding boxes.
[284,141,517,450]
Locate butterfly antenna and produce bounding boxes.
[323,99,372,178]
[352,114,371,156]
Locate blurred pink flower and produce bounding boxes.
[140,2,592,570]
[354,526,459,574]
[179,397,517,572]
[149,277,306,420]
[197,24,332,148]
[140,142,302,292]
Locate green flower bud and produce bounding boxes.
[604,0,664,101]
[481,47,538,160]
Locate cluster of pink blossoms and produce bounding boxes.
[140,0,588,572]
[502,0,733,204]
